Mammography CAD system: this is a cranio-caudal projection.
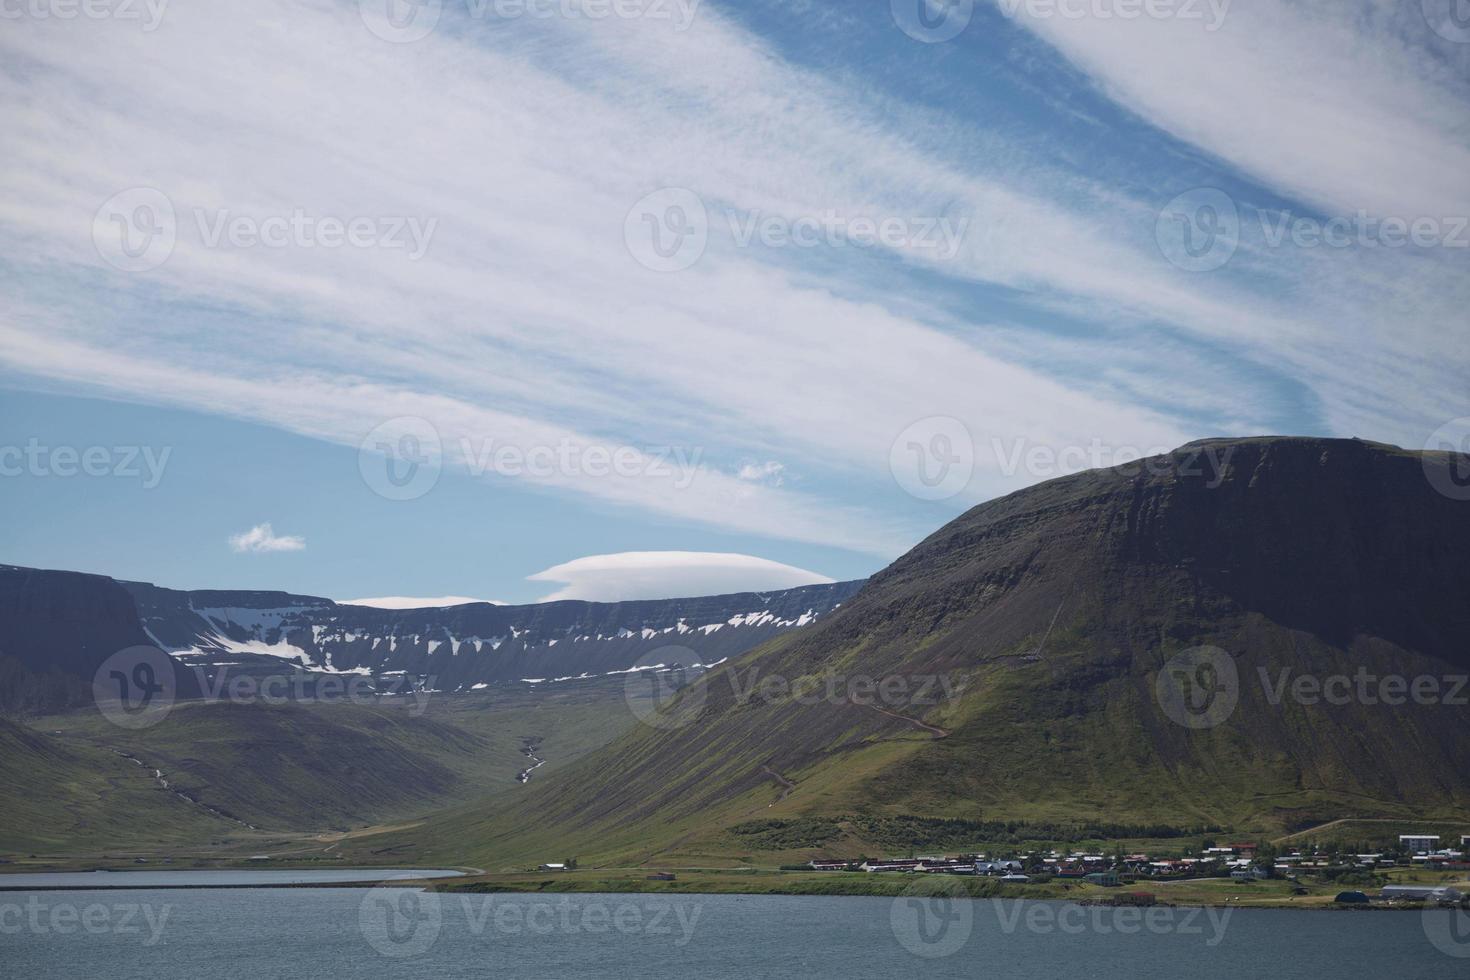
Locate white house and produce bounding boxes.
[1400,835,1440,854]
[1382,885,1463,904]
[974,860,1023,875]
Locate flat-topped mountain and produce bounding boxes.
[439,437,1470,865]
[0,565,863,713]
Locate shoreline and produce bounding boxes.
[2,865,1463,913]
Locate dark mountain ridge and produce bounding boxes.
[441,437,1470,864]
[0,565,864,713]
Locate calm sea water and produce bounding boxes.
[2,887,1464,978]
[0,869,462,888]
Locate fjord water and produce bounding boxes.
[4,889,1460,978]
[0,869,463,888]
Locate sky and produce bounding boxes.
[1,0,1467,604]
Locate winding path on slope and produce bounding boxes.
[867,704,950,738]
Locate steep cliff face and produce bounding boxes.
[0,566,864,711]
[469,438,1470,858]
[0,566,156,713]
[122,578,863,690]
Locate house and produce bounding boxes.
[1400,835,1440,854]
[1084,871,1121,887]
[860,859,926,873]
[974,860,1023,876]
[1230,867,1269,882]
[808,860,851,872]
[1382,885,1463,905]
[538,863,568,872]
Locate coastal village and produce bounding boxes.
[800,833,1470,906]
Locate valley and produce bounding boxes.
[3,438,1469,904]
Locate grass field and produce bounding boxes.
[433,864,1470,909]
[1,678,647,865]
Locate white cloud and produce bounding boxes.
[998,0,1470,220]
[527,551,834,602]
[0,0,1463,563]
[339,596,503,609]
[228,523,305,554]
[737,461,785,486]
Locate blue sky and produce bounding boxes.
[1,0,1467,603]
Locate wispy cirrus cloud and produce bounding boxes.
[995,0,1470,220]
[0,0,1464,569]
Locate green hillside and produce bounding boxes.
[3,678,644,862]
[0,716,231,854]
[342,438,1470,870]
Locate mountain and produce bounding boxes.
[0,714,242,853]
[0,565,863,713]
[0,567,158,714]
[405,437,1470,867]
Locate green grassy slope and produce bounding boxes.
[5,678,643,859]
[353,438,1470,869]
[0,717,232,854]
